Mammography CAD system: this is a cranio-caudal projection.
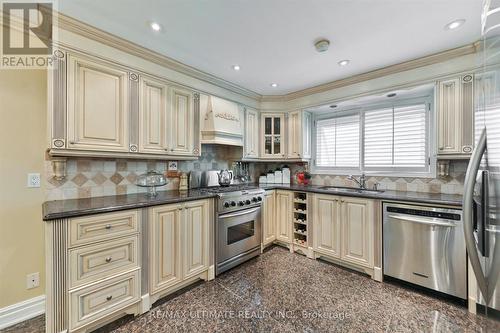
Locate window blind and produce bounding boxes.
[316,114,359,168]
[364,104,427,169]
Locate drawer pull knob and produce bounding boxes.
[106,295,113,301]
[105,225,112,230]
[105,257,112,263]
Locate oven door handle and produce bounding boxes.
[219,207,260,219]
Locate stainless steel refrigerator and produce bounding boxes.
[463,0,500,318]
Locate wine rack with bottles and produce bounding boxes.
[293,192,308,247]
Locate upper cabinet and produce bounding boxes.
[67,54,130,152]
[287,110,312,160]
[243,107,259,159]
[49,50,201,160]
[437,74,474,158]
[261,113,286,159]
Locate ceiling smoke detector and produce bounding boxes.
[315,39,330,53]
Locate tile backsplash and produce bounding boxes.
[45,145,238,200]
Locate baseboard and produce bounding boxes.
[0,295,45,330]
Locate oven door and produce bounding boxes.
[217,206,262,266]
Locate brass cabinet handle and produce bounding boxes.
[106,295,113,301]
[105,257,112,263]
[105,225,112,230]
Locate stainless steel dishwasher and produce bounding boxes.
[383,202,466,299]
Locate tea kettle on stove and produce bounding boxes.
[217,169,233,187]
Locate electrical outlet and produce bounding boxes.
[27,173,41,188]
[26,272,40,289]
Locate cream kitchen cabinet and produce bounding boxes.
[312,194,341,258]
[287,110,312,160]
[49,49,201,160]
[275,190,293,244]
[262,190,276,246]
[437,74,474,158]
[149,199,210,297]
[312,194,375,272]
[340,197,374,268]
[66,53,130,152]
[261,113,286,159]
[243,107,260,159]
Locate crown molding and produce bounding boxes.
[52,10,262,101]
[260,42,481,103]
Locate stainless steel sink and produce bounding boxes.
[318,186,384,194]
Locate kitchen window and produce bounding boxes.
[313,99,434,177]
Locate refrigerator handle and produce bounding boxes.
[463,127,488,300]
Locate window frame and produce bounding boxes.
[311,96,436,178]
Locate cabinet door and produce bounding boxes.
[340,197,373,268]
[312,194,340,258]
[276,190,292,243]
[139,75,168,154]
[262,190,276,245]
[244,108,260,159]
[287,111,301,159]
[67,54,129,152]
[183,200,209,279]
[438,78,461,154]
[149,204,183,294]
[261,113,286,158]
[169,86,197,156]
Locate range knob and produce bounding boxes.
[245,199,251,205]
[257,196,262,202]
[252,197,258,202]
[238,201,245,206]
[223,202,230,208]
[230,201,236,207]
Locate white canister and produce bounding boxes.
[274,170,282,184]
[282,167,291,184]
[259,175,267,184]
[266,172,275,184]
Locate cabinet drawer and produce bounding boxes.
[69,236,139,288]
[69,270,140,331]
[69,210,140,247]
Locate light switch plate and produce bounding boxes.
[27,173,41,188]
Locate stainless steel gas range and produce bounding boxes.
[196,173,264,275]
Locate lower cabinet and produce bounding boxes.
[149,199,210,296]
[312,194,374,270]
[262,190,276,245]
[276,190,293,243]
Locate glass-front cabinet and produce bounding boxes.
[261,113,286,158]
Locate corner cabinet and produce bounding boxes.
[262,190,276,246]
[260,113,286,159]
[275,190,293,244]
[243,107,260,159]
[287,110,312,160]
[49,49,201,160]
[437,74,474,158]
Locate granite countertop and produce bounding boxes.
[261,184,463,207]
[42,189,218,221]
[43,184,463,221]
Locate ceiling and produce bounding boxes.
[58,0,482,96]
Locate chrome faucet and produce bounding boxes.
[348,173,366,189]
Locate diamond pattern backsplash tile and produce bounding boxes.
[45,145,234,200]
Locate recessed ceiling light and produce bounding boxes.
[444,19,465,30]
[150,22,162,32]
[232,65,240,71]
[270,83,278,88]
[387,93,397,98]
[329,104,337,108]
[315,39,330,53]
[338,60,350,66]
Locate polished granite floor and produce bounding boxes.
[3,246,499,333]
